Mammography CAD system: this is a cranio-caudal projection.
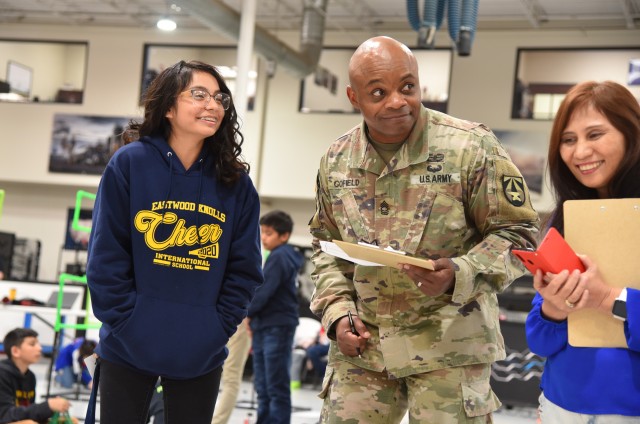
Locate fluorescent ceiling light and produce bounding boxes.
[157,18,177,31]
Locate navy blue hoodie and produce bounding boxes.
[248,244,303,330]
[86,136,263,379]
[0,359,52,423]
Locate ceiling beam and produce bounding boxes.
[519,0,542,28]
[619,0,636,29]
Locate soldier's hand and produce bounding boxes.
[336,314,370,358]
[401,258,455,296]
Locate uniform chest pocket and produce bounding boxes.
[411,192,467,256]
[329,188,371,241]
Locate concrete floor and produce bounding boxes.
[30,359,539,423]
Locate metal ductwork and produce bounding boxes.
[177,0,328,79]
[406,0,479,56]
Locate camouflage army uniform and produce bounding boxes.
[309,106,539,423]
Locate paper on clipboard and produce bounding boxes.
[320,240,434,270]
[565,198,640,348]
[319,241,381,266]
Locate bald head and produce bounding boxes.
[345,36,422,144]
[348,36,417,86]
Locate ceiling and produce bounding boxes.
[0,0,638,33]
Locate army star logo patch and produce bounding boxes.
[502,176,525,206]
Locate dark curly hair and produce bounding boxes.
[547,80,640,234]
[124,60,249,185]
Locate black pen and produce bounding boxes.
[347,310,362,358]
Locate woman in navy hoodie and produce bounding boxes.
[85,60,263,424]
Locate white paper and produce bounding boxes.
[319,240,383,266]
[84,353,98,378]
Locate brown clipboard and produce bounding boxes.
[333,240,435,270]
[564,198,640,348]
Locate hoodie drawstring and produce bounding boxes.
[196,158,204,246]
[162,151,204,246]
[164,151,174,206]
[161,152,174,231]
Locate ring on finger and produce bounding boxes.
[565,299,575,309]
[417,281,423,288]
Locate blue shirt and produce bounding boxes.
[525,289,640,416]
[249,243,303,330]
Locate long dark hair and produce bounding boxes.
[547,81,640,233]
[125,60,249,185]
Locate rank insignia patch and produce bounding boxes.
[502,176,525,206]
[380,200,390,215]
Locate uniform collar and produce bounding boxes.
[348,106,431,175]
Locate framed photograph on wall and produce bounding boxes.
[48,114,133,175]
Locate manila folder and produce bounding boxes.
[564,198,640,348]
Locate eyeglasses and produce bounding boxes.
[181,88,231,111]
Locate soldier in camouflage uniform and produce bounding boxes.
[309,36,539,423]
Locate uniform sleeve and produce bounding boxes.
[309,164,356,339]
[525,293,569,357]
[625,288,640,351]
[86,160,136,332]
[449,133,540,304]
[216,182,263,336]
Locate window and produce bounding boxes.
[512,47,640,120]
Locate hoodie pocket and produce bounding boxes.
[112,294,227,377]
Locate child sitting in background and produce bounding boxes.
[54,338,97,389]
[0,328,77,424]
[305,326,329,383]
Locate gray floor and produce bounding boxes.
[222,381,539,424]
[32,359,539,423]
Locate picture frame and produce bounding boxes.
[48,113,133,175]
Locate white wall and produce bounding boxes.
[0,23,639,282]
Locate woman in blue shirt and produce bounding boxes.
[525,81,640,422]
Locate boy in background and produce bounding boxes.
[0,328,76,424]
[248,211,303,424]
